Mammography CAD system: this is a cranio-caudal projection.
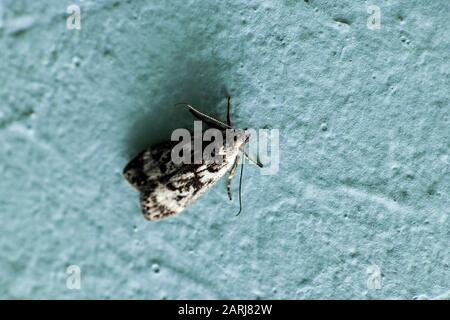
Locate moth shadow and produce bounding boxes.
[123,58,231,160]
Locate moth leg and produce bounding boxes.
[227,155,239,200]
[227,96,232,127]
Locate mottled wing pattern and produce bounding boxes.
[123,141,238,221]
[123,141,181,190]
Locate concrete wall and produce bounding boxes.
[0,0,449,299]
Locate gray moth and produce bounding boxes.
[123,98,262,221]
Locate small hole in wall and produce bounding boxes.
[152,263,160,273]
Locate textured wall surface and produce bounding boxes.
[0,0,449,299]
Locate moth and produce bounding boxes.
[123,97,262,221]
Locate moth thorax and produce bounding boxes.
[225,128,248,149]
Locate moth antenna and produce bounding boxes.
[175,103,232,129]
[236,149,245,216]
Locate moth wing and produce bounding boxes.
[139,161,233,221]
[124,135,243,221]
[123,141,182,191]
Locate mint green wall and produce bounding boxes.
[0,0,449,299]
